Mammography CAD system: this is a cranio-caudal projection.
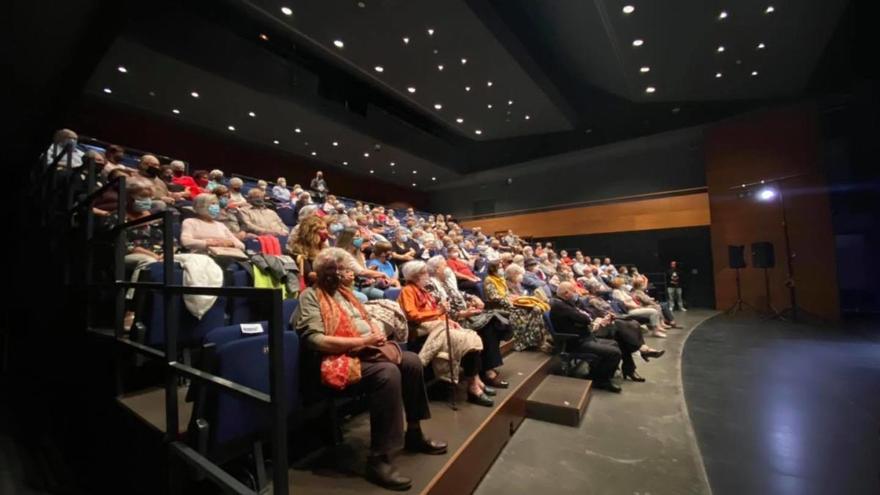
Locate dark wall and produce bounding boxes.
[429,127,705,218]
[536,226,716,309]
[67,96,428,208]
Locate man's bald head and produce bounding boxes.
[556,281,578,300]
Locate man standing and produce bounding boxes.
[666,261,686,311]
[310,170,328,204]
[550,282,622,393]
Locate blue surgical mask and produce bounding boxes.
[207,204,221,218]
[353,238,364,249]
[219,197,229,208]
[133,198,152,212]
[329,223,343,234]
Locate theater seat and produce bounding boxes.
[276,207,297,227]
[543,311,591,378]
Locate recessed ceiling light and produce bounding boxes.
[437,64,444,71]
[103,87,112,94]
[508,100,514,105]
[645,86,656,93]
[716,72,723,78]
[427,28,434,36]
[474,129,483,135]
[434,103,443,110]
[672,107,681,113]
[465,86,471,92]
[390,161,396,166]
[311,151,317,156]
[402,37,410,44]
[190,91,199,98]
[294,128,302,133]
[461,58,467,64]
[487,81,493,87]
[281,6,293,16]
[586,128,593,133]
[632,39,644,47]
[622,5,635,14]
[718,11,728,19]
[117,66,127,73]
[357,1,365,7]
[765,5,775,14]
[304,141,309,146]
[343,161,348,165]
[487,104,493,109]
[333,39,344,49]
[736,59,743,65]
[363,152,370,157]
[640,66,651,73]
[456,117,464,123]
[148,91,155,96]
[369,169,374,174]
[717,45,725,53]
[374,65,384,72]
[228,125,236,131]
[751,70,759,76]
[332,141,338,146]
[524,115,531,120]
[259,33,269,41]
[172,108,180,114]
[407,86,416,93]
[273,139,279,144]
[757,42,766,50]
[248,111,256,117]
[412,170,417,174]
[412,183,417,187]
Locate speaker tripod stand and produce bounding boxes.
[723,267,756,316]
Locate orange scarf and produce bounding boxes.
[316,286,372,390]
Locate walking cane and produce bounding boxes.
[443,307,458,411]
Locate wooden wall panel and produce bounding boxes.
[705,105,839,321]
[460,193,711,237]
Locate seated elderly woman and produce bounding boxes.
[483,261,548,352]
[425,256,510,389]
[227,177,247,207]
[105,179,175,268]
[631,276,681,329]
[293,248,447,490]
[398,261,494,407]
[611,277,668,338]
[180,194,245,254]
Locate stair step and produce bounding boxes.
[526,374,592,426]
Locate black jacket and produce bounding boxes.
[549,296,595,340]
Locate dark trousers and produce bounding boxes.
[596,320,644,374]
[458,279,481,297]
[573,337,621,383]
[476,318,505,372]
[359,351,431,455]
[460,351,482,377]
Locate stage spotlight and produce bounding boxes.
[758,188,776,201]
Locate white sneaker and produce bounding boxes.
[680,307,687,312]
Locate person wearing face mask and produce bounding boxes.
[549,282,623,392]
[211,185,248,241]
[169,160,199,197]
[180,194,245,254]
[293,249,447,490]
[398,261,493,407]
[366,242,402,288]
[206,169,225,191]
[390,228,417,268]
[446,247,482,296]
[286,216,330,286]
[104,181,171,267]
[137,154,175,209]
[271,177,291,203]
[483,261,549,352]
[227,177,247,207]
[237,189,289,236]
[100,144,127,179]
[45,128,84,169]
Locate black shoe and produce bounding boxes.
[484,376,510,388]
[366,455,412,491]
[467,392,495,407]
[622,371,646,382]
[593,381,622,393]
[640,349,666,362]
[482,385,497,396]
[404,430,448,455]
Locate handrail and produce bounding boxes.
[79,135,177,164]
[72,176,122,212]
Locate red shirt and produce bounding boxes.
[173,175,204,197]
[447,258,476,279]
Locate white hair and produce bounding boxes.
[209,169,224,179]
[313,247,358,273]
[426,255,447,274]
[193,193,217,216]
[401,260,427,282]
[229,177,243,187]
[504,263,524,281]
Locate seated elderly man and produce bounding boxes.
[237,189,289,236]
[293,248,447,490]
[271,177,291,203]
[522,258,551,297]
[45,128,84,168]
[549,282,623,393]
[136,154,179,209]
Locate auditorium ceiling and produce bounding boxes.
[83,0,852,188]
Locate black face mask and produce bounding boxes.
[318,266,341,292]
[145,167,160,178]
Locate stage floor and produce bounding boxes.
[476,309,717,495]
[683,314,880,495]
